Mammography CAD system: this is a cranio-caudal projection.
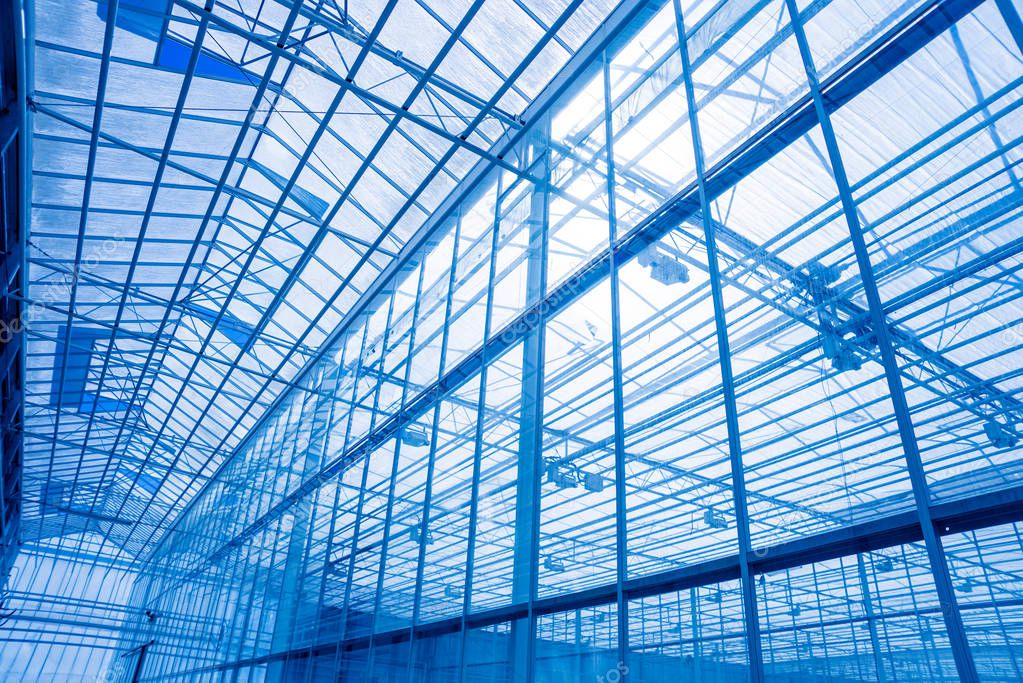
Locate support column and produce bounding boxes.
[407,209,467,681]
[457,173,504,683]
[672,2,765,680]
[603,48,631,675]
[510,117,552,683]
[855,554,888,683]
[321,322,374,679]
[782,1,980,680]
[268,364,341,680]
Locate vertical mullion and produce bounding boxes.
[407,209,466,678]
[302,340,357,679]
[898,546,939,681]
[325,322,375,677]
[227,410,287,681]
[838,556,867,682]
[361,284,409,680]
[782,1,979,680]
[509,116,552,683]
[252,403,308,665]
[278,366,344,673]
[362,250,428,678]
[300,475,342,683]
[672,1,765,680]
[457,173,505,683]
[227,516,276,682]
[972,529,1023,680]
[855,553,888,683]
[809,562,832,680]
[527,119,553,683]
[267,382,325,671]
[602,48,630,673]
[212,531,246,682]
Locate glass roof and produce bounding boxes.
[23,0,619,563]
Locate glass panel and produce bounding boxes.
[619,243,735,577]
[831,4,1023,500]
[708,125,913,545]
[539,280,618,597]
[629,581,751,680]
[535,605,620,681]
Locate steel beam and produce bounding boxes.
[782,0,978,678]
[162,480,1023,678]
[160,0,986,591]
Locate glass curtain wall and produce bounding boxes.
[112,0,1023,681]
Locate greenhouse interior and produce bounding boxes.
[1,0,1023,680]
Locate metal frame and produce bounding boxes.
[7,0,1023,681]
[0,0,29,595]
